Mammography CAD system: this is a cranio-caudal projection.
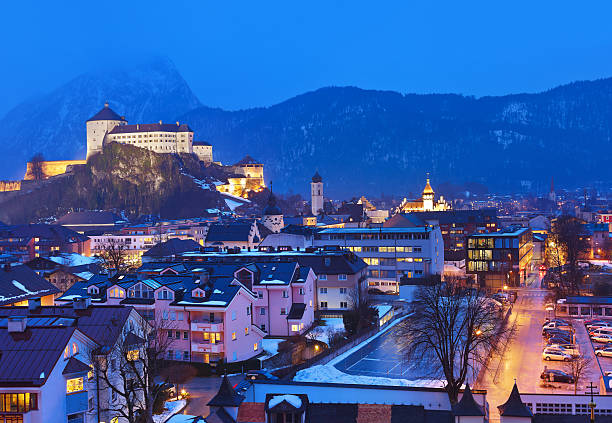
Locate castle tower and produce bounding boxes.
[422,173,435,211]
[86,102,126,159]
[262,189,284,233]
[311,171,323,216]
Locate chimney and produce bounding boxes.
[8,316,27,333]
[28,298,41,311]
[72,297,91,310]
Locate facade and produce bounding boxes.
[311,172,324,216]
[313,226,444,294]
[466,227,533,290]
[89,233,156,266]
[0,225,90,262]
[386,209,499,261]
[85,103,213,162]
[397,176,451,213]
[0,303,144,423]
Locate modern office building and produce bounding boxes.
[466,226,533,290]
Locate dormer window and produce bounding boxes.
[109,287,124,298]
[158,289,174,300]
[193,290,205,298]
[88,286,99,295]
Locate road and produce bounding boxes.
[476,272,602,422]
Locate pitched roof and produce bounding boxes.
[108,122,192,134]
[87,103,126,122]
[0,224,89,243]
[451,384,485,416]
[208,375,245,407]
[498,382,533,417]
[143,239,201,258]
[62,356,91,375]
[263,192,282,216]
[312,171,323,183]
[206,222,254,242]
[234,155,261,166]
[422,177,434,195]
[0,265,60,305]
[287,303,306,320]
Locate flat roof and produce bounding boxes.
[470,227,529,238]
[318,227,430,234]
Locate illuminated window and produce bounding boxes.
[291,324,299,332]
[127,350,139,361]
[253,343,258,351]
[72,342,79,355]
[232,332,236,341]
[109,287,124,298]
[244,327,249,336]
[66,377,84,393]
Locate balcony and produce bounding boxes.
[191,340,224,354]
[191,319,223,332]
[66,391,88,415]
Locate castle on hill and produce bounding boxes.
[86,103,213,162]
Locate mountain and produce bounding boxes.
[0,57,201,179]
[0,143,224,224]
[179,81,612,196]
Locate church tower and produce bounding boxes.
[262,190,284,233]
[311,171,323,216]
[422,173,435,211]
[548,176,556,202]
[86,102,126,159]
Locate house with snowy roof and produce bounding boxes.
[0,301,145,423]
[0,264,60,306]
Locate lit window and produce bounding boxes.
[66,377,84,393]
[127,350,139,361]
[72,342,78,355]
[232,332,236,340]
[254,343,258,351]
[244,327,249,336]
[291,324,299,332]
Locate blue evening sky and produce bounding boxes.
[2,1,612,115]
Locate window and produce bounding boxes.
[282,291,289,298]
[320,302,328,308]
[260,308,266,315]
[232,311,237,321]
[109,287,124,298]
[66,377,84,393]
[319,274,327,281]
[280,308,287,315]
[0,393,38,412]
[233,352,237,361]
[168,330,173,339]
[261,324,266,332]
[175,330,181,339]
[319,288,327,294]
[258,292,263,298]
[127,350,139,361]
[183,351,189,361]
[291,324,299,332]
[254,343,258,351]
[340,302,348,308]
[163,311,168,320]
[299,288,304,295]
[339,288,347,294]
[246,306,251,316]
[170,312,176,321]
[167,350,173,359]
[245,327,249,336]
[232,332,237,340]
[183,331,189,340]
[178,312,184,321]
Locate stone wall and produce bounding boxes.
[24,160,86,180]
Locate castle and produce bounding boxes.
[86,103,213,162]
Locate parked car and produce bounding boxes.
[540,369,575,383]
[543,322,572,331]
[595,347,612,357]
[547,336,573,346]
[543,328,573,340]
[548,344,580,357]
[591,333,612,344]
[589,328,612,337]
[544,318,570,327]
[542,347,572,361]
[587,321,612,330]
[585,318,608,326]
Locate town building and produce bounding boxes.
[386,209,498,261]
[25,253,102,297]
[466,226,533,290]
[0,225,91,263]
[0,302,144,423]
[397,175,451,213]
[313,226,444,294]
[204,221,263,250]
[0,264,60,306]
[57,262,271,363]
[261,193,284,234]
[216,156,266,199]
[56,211,124,234]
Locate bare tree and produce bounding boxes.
[563,354,593,395]
[547,216,590,296]
[398,279,514,403]
[342,289,377,337]
[29,153,46,180]
[99,239,131,275]
[89,316,177,423]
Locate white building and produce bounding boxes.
[86,103,213,163]
[261,192,284,234]
[313,226,444,294]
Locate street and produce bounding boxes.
[476,271,603,422]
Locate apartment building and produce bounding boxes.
[313,226,444,294]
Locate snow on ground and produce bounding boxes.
[181,172,211,190]
[294,315,439,387]
[225,199,244,211]
[166,414,200,423]
[310,318,345,345]
[374,304,392,318]
[153,399,186,423]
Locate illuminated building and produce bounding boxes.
[397,175,450,213]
